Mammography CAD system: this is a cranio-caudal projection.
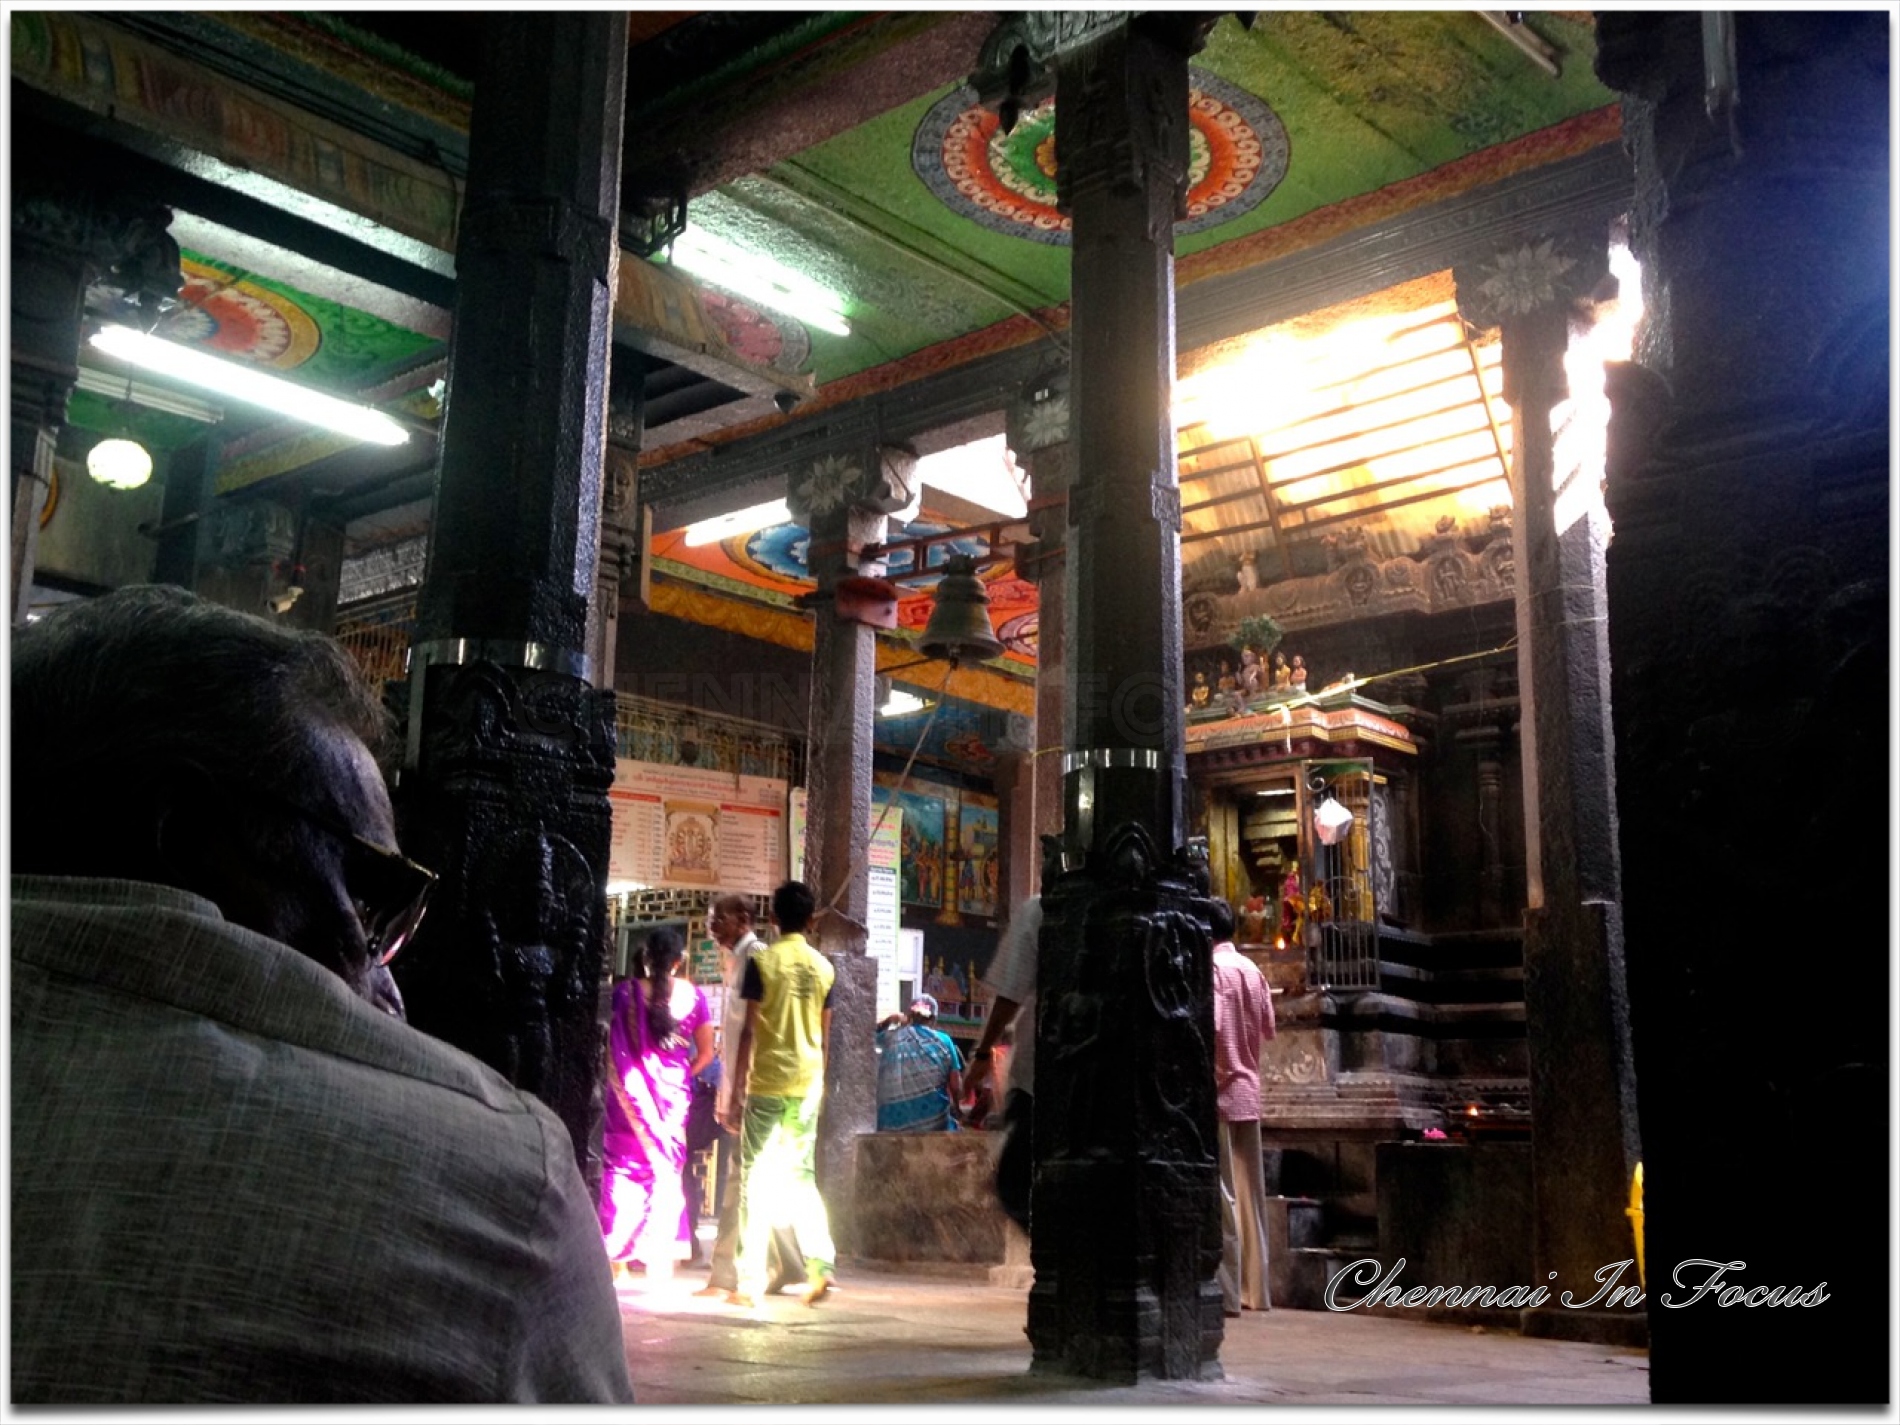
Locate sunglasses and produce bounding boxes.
[248,791,438,967]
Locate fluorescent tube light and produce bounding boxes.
[682,497,792,547]
[666,226,851,337]
[90,325,409,446]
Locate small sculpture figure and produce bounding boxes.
[1236,555,1260,590]
[1238,647,1263,695]
[1306,881,1334,924]
[1290,656,1308,694]
[1238,893,1270,945]
[1217,660,1236,695]
[1190,671,1211,708]
[1279,864,1304,947]
[1270,651,1292,690]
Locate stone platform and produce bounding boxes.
[851,1130,1011,1266]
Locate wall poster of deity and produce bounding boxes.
[956,797,1000,918]
[880,785,945,909]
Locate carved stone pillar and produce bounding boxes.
[996,13,1222,1381]
[1596,14,1888,1404]
[1456,729,1506,929]
[1008,370,1074,876]
[591,357,646,689]
[592,447,641,689]
[395,13,628,1178]
[791,439,917,1252]
[10,174,178,622]
[1456,230,1643,1346]
[194,499,301,617]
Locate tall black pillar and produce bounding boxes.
[1595,13,1888,1404]
[396,14,629,1177]
[1456,231,1643,1346]
[1021,14,1223,1381]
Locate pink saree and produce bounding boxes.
[598,976,710,1266]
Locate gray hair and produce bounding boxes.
[11,584,388,878]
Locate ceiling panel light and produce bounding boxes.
[667,226,851,337]
[90,325,409,446]
[878,688,932,719]
[915,434,1027,519]
[682,497,793,547]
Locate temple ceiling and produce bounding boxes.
[14,9,1628,728]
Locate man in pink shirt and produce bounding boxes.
[1210,897,1276,1315]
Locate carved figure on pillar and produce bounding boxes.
[398,659,619,1172]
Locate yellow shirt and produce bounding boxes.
[741,931,835,1098]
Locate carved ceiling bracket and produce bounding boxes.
[969,11,1130,134]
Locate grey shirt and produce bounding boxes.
[10,875,634,1404]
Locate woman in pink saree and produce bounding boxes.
[600,927,715,1281]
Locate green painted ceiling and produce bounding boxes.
[687,12,1615,384]
[71,249,443,447]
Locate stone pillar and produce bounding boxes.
[1456,726,1507,930]
[1455,231,1643,1346]
[590,358,646,690]
[1008,372,1075,876]
[1595,14,1888,1404]
[395,13,628,1179]
[10,175,179,622]
[1014,14,1222,1381]
[591,447,641,690]
[148,438,214,589]
[790,439,917,1252]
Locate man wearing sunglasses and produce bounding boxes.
[10,585,633,1404]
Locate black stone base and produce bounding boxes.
[1027,1160,1225,1382]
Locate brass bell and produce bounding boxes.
[919,554,1004,663]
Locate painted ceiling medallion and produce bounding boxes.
[912,71,1288,246]
[700,288,812,371]
[163,260,321,369]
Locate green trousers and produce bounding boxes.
[735,1092,836,1292]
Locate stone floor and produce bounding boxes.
[613,1261,1652,1413]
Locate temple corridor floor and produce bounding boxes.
[612,1263,1651,1412]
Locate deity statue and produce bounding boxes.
[1190,671,1211,708]
[1217,660,1236,695]
[1237,647,1263,695]
[1279,864,1304,947]
[1290,655,1308,694]
[1270,651,1292,690]
[1238,893,1270,945]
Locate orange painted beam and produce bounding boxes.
[646,580,1036,717]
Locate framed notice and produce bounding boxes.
[607,758,788,895]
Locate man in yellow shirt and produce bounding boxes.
[717,880,837,1306]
